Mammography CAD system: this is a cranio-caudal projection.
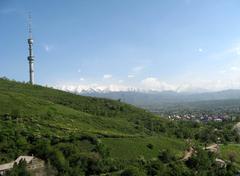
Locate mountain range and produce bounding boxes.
[59,88,240,107]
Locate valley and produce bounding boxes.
[1,78,240,175]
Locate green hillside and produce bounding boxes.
[102,136,186,160]
[0,78,185,175]
[0,78,158,137]
[1,78,239,175]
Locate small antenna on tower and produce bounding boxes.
[28,12,32,38]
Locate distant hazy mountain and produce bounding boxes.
[79,89,240,107]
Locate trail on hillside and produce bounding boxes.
[181,147,194,161]
[205,144,219,153]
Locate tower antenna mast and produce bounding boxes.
[27,12,35,85]
[28,12,32,38]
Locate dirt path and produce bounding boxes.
[204,144,219,153]
[181,147,194,161]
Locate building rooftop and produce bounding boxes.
[0,156,34,171]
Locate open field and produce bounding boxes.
[220,144,240,166]
[102,136,187,160]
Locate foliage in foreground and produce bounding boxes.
[0,78,240,175]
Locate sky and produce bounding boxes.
[2,0,240,92]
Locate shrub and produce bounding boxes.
[5,160,30,176]
[121,166,146,176]
[158,149,175,163]
[147,143,154,150]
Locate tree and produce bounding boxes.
[49,149,68,172]
[5,160,30,176]
[121,166,146,176]
[146,160,168,176]
[158,149,175,163]
[227,152,236,163]
[168,162,192,176]
[185,148,214,171]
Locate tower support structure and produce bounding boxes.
[27,13,35,85]
[28,39,34,84]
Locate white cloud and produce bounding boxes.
[175,76,240,92]
[44,45,50,52]
[127,75,135,78]
[220,66,240,74]
[219,70,227,74]
[228,46,240,55]
[132,66,144,73]
[55,76,240,94]
[80,78,85,81]
[141,77,176,91]
[43,44,53,52]
[230,66,240,71]
[55,59,240,93]
[207,43,240,61]
[103,74,112,79]
[197,48,203,52]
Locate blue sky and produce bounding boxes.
[2,0,240,92]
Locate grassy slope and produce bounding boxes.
[0,79,153,120]
[0,78,186,161]
[0,79,156,136]
[102,136,187,160]
[0,91,138,136]
[220,144,240,167]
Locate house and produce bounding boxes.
[0,156,45,175]
[0,163,14,175]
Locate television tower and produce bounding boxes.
[27,13,35,85]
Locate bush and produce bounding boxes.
[146,161,168,176]
[147,143,154,150]
[158,149,175,163]
[121,166,146,176]
[5,160,30,176]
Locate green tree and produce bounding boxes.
[121,166,146,176]
[5,160,30,176]
[146,160,168,176]
[158,149,175,163]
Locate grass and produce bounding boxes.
[0,78,157,137]
[220,144,240,166]
[0,78,188,164]
[101,135,187,160]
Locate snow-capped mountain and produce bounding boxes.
[55,84,240,108]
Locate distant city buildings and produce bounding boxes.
[167,114,230,122]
